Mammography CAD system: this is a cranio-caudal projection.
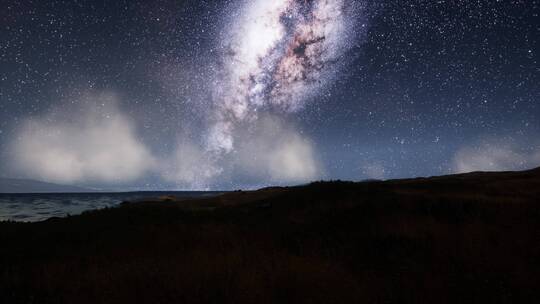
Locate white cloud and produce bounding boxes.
[161,139,221,190]
[160,116,321,189]
[9,95,155,184]
[452,141,540,173]
[234,116,320,183]
[6,91,322,189]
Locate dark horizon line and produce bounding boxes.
[2,165,540,194]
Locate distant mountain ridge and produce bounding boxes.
[0,178,95,193]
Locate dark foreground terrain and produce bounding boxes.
[1,168,540,303]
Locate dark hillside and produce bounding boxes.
[1,168,539,303]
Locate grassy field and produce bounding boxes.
[1,168,539,303]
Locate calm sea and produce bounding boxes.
[0,192,221,222]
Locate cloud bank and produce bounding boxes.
[7,93,321,189]
[452,140,540,173]
[162,116,320,189]
[9,96,155,184]
[161,140,222,189]
[234,116,319,183]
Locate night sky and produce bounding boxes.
[1,0,538,190]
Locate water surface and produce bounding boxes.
[0,192,221,222]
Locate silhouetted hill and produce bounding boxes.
[1,168,539,303]
[0,178,95,193]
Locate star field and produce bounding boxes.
[0,0,538,189]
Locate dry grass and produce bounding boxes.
[1,167,539,303]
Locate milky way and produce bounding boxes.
[1,0,537,190]
[207,0,363,154]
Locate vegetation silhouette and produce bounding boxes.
[1,168,539,303]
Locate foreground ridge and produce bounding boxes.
[1,168,539,303]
